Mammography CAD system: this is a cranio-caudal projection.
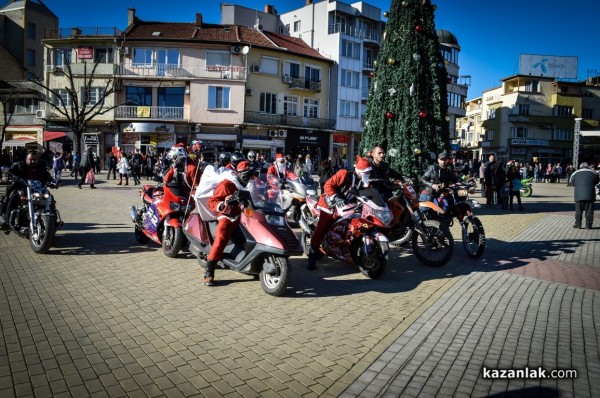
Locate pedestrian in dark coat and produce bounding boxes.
[569,162,599,229]
[78,147,96,189]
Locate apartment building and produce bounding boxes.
[456,96,483,161]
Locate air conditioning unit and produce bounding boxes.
[251,65,260,73]
[222,70,231,79]
[283,75,292,84]
[269,129,278,137]
[53,66,64,73]
[120,47,130,55]
[231,46,242,54]
[278,130,287,138]
[245,88,254,96]
[35,110,46,119]
[189,125,200,133]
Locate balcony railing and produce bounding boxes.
[115,64,246,80]
[362,58,375,70]
[328,23,380,42]
[245,111,335,130]
[46,63,115,76]
[45,27,121,39]
[282,76,322,92]
[116,106,185,120]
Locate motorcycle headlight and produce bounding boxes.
[375,209,393,225]
[33,192,41,198]
[307,189,317,195]
[266,214,286,226]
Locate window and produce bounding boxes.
[510,127,529,138]
[583,108,593,119]
[14,98,40,114]
[55,89,72,107]
[553,105,573,117]
[260,57,279,75]
[133,48,153,66]
[285,61,300,78]
[285,24,290,33]
[26,49,35,66]
[260,92,277,114]
[518,104,530,116]
[486,108,496,119]
[485,130,494,141]
[283,96,298,116]
[206,51,231,66]
[341,69,359,88]
[82,87,106,106]
[158,87,185,107]
[447,92,465,108]
[54,48,72,66]
[157,49,180,65]
[340,100,359,117]
[94,48,114,63]
[341,39,360,59]
[304,98,319,118]
[126,86,152,106]
[305,65,321,88]
[27,22,36,39]
[552,129,573,140]
[208,86,230,109]
[294,21,301,32]
[524,80,538,92]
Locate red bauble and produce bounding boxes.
[418,111,427,118]
[369,71,375,78]
[386,111,395,119]
[415,25,423,32]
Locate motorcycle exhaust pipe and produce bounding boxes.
[129,206,139,222]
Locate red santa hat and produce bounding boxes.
[275,153,285,163]
[354,157,372,173]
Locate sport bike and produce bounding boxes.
[299,186,392,279]
[130,182,194,257]
[520,177,533,197]
[184,179,302,296]
[1,167,62,253]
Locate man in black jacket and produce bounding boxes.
[369,146,404,200]
[1,151,55,229]
[569,162,599,229]
[421,151,458,202]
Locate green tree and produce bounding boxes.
[360,0,450,177]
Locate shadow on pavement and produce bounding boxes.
[481,386,560,398]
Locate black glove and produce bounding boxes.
[333,195,346,207]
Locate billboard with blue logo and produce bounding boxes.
[519,54,578,79]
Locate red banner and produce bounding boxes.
[77,47,93,59]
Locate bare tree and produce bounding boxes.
[0,82,17,149]
[30,58,120,154]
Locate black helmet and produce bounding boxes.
[230,152,246,168]
[217,152,231,167]
[236,161,254,187]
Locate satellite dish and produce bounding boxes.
[241,46,250,55]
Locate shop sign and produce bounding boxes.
[83,134,98,144]
[299,135,319,144]
[120,123,175,132]
[511,139,549,146]
[77,47,93,59]
[511,148,526,155]
[121,133,138,144]
[333,133,351,144]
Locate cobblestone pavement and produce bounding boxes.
[1,177,598,397]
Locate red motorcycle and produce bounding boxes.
[299,186,392,279]
[130,182,194,257]
[183,179,303,296]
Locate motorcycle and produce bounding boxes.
[299,186,392,279]
[271,172,307,224]
[431,181,486,259]
[384,179,455,267]
[520,177,533,197]
[1,167,62,254]
[184,179,303,296]
[130,181,193,258]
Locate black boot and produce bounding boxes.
[204,260,216,286]
[307,246,317,270]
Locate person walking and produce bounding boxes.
[52,151,65,181]
[483,154,498,207]
[569,162,599,229]
[507,164,524,211]
[131,149,142,185]
[304,154,313,174]
[106,152,118,180]
[116,151,130,186]
[77,147,96,189]
[70,152,81,179]
[566,164,575,186]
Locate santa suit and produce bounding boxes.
[266,163,296,185]
[311,169,362,248]
[206,179,243,262]
[163,159,202,193]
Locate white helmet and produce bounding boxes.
[247,150,257,162]
[168,145,187,165]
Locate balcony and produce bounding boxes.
[45,27,121,39]
[116,106,185,120]
[46,63,115,76]
[283,76,322,92]
[114,64,246,80]
[328,23,380,43]
[363,58,375,70]
[245,111,335,130]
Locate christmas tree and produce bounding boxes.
[360,0,450,178]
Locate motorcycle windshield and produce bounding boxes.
[357,187,387,209]
[246,179,284,213]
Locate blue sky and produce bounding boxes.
[42,0,599,99]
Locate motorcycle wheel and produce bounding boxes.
[389,225,413,247]
[356,239,388,279]
[162,226,184,258]
[462,217,486,259]
[259,255,290,297]
[412,219,454,267]
[520,185,532,197]
[30,213,56,254]
[134,224,150,243]
[301,230,324,259]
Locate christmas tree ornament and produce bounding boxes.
[388,88,397,96]
[383,30,387,40]
[413,53,421,61]
[418,111,427,118]
[401,1,409,6]
[409,83,415,96]
[369,71,375,78]
[388,148,399,157]
[383,11,389,18]
[413,148,422,155]
[373,60,378,67]
[386,111,395,119]
[387,58,396,65]
[415,25,423,32]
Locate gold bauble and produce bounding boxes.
[383,11,389,18]
[388,58,396,65]
[414,148,422,155]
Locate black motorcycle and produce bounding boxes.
[1,167,62,253]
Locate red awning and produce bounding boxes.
[43,131,67,141]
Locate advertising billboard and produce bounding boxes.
[519,54,578,79]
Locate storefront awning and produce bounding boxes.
[2,138,37,147]
[43,131,67,141]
